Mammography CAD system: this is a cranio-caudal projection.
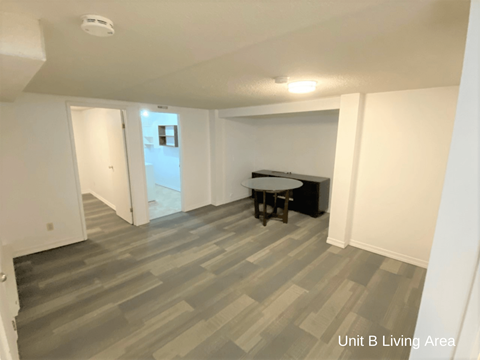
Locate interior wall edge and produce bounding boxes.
[326,237,347,249]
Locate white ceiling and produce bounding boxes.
[0,0,470,109]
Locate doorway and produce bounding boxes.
[69,106,133,231]
[140,110,182,220]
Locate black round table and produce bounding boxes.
[241,177,303,226]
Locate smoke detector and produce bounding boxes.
[81,15,114,37]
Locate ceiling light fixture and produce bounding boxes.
[288,81,317,94]
[81,15,115,37]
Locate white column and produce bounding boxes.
[327,93,364,248]
[410,1,480,359]
[208,110,225,206]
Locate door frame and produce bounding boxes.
[0,242,20,360]
[65,101,136,239]
[139,108,185,218]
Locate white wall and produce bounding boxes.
[223,117,257,203]
[0,95,85,256]
[254,111,339,209]
[141,112,181,191]
[211,97,342,207]
[215,86,458,268]
[411,1,480,358]
[349,87,458,267]
[211,111,339,206]
[0,93,210,257]
[71,108,124,209]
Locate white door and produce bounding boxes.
[0,239,20,360]
[106,110,133,224]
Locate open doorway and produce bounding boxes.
[69,106,133,232]
[140,110,182,220]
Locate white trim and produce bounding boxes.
[64,102,88,241]
[214,194,251,207]
[327,237,347,248]
[183,201,211,212]
[12,237,85,258]
[349,239,428,268]
[177,114,185,213]
[119,109,134,224]
[1,245,19,316]
[218,96,341,118]
[126,105,149,226]
[225,194,250,204]
[88,191,116,211]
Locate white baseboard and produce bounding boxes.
[184,201,211,212]
[327,237,347,249]
[185,194,249,212]
[217,194,251,207]
[231,194,251,203]
[13,237,86,258]
[349,239,428,268]
[89,190,116,211]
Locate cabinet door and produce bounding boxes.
[295,182,320,217]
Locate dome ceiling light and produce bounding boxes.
[287,80,317,94]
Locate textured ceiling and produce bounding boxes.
[0,0,470,109]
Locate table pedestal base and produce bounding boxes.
[253,190,291,226]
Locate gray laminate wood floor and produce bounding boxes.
[13,194,426,360]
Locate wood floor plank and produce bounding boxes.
[13,194,427,360]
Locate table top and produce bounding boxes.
[241,177,303,192]
[253,170,329,183]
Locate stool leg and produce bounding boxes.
[273,192,278,215]
[253,190,259,219]
[263,191,267,226]
[283,190,290,224]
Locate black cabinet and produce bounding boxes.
[251,170,330,218]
